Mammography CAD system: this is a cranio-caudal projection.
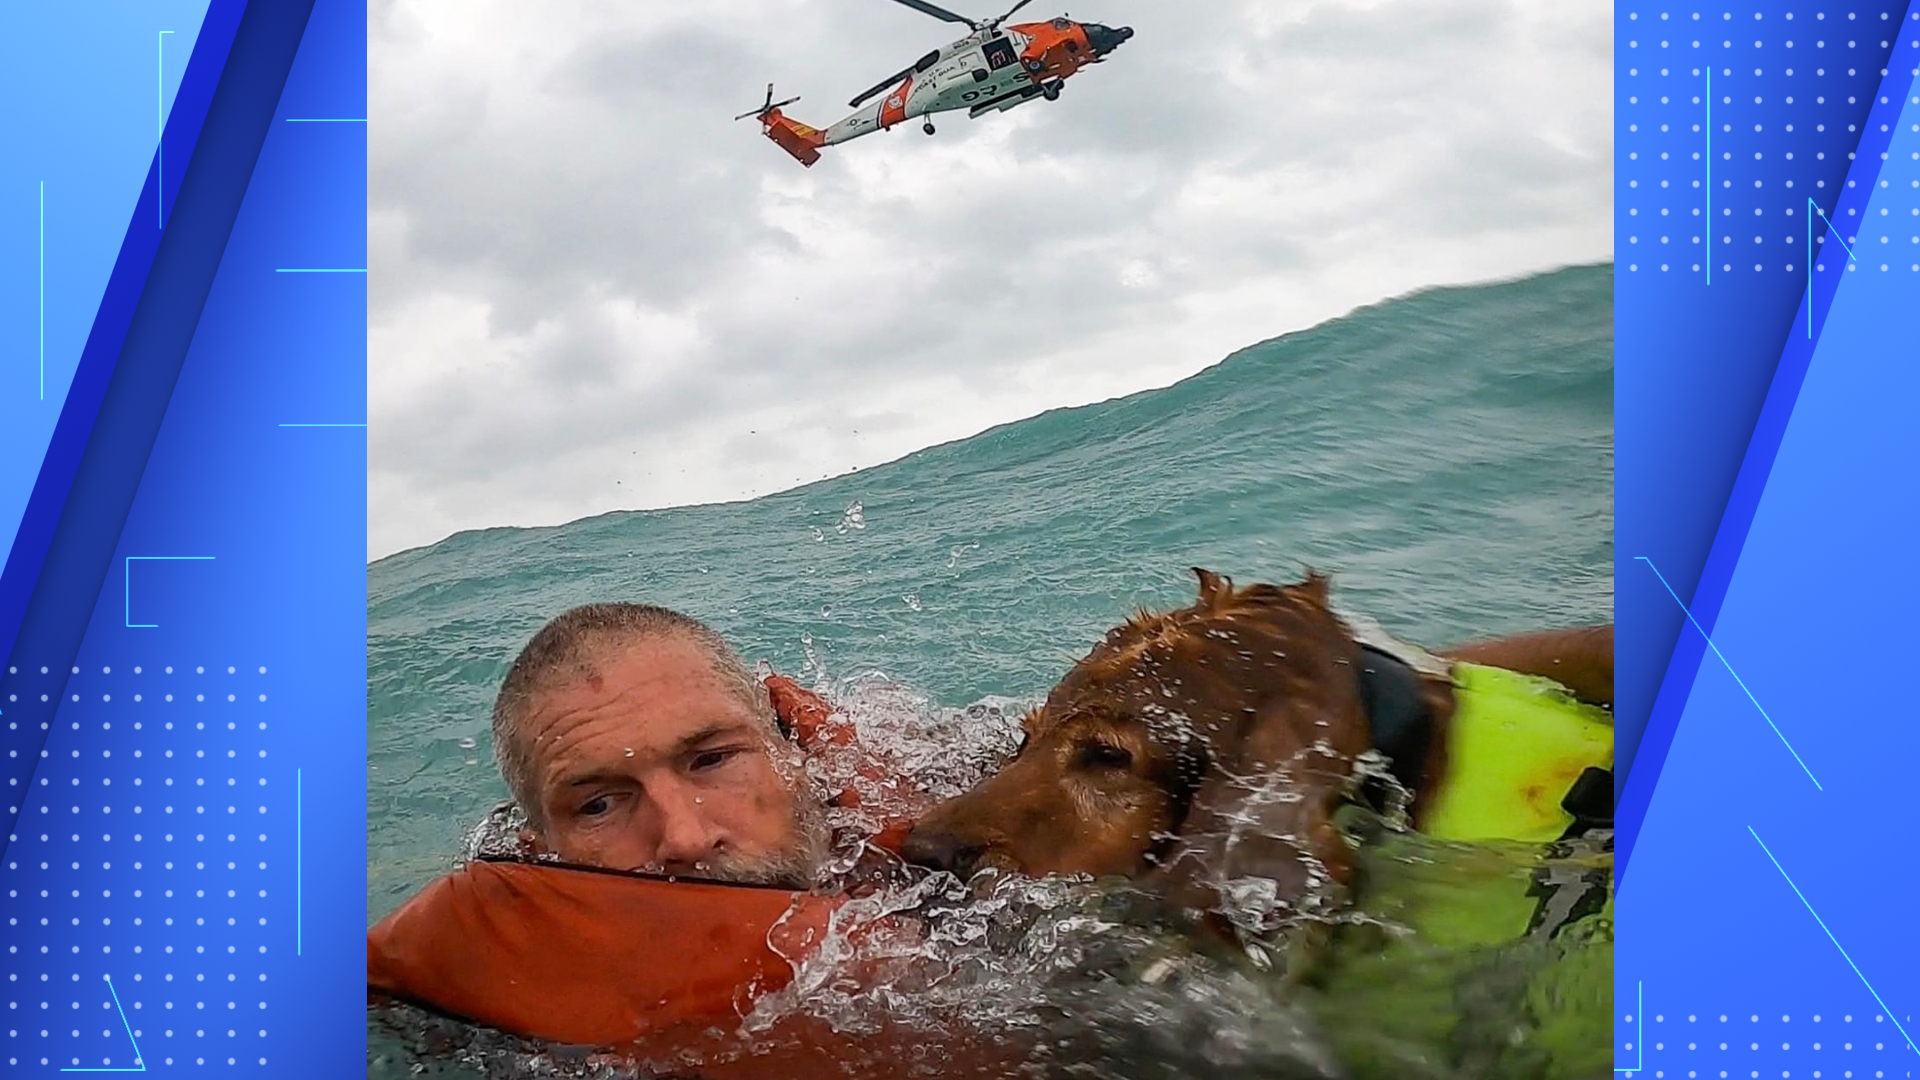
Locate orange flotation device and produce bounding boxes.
[368,859,841,1047]
[764,674,918,853]
[367,676,1000,1073]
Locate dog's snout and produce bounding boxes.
[900,827,985,878]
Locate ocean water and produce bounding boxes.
[366,263,1615,1078]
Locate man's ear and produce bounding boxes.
[516,827,548,856]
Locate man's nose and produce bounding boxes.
[650,781,724,869]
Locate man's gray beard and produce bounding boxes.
[698,783,832,890]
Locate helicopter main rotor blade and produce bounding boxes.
[989,0,1035,25]
[885,0,980,27]
[849,65,915,108]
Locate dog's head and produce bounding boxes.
[903,570,1398,899]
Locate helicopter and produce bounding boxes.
[735,0,1133,167]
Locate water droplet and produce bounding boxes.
[623,747,635,757]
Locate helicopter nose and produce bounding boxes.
[1084,24,1133,56]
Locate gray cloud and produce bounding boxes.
[369,0,1612,559]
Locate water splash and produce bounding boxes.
[799,631,828,687]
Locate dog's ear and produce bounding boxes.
[1294,568,1332,608]
[1150,650,1368,925]
[1191,567,1234,610]
[1158,723,1354,915]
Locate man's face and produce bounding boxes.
[517,635,823,885]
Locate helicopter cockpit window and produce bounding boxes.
[914,49,942,72]
[982,36,1016,70]
[1051,17,1072,29]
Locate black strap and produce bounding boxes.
[1558,766,1614,837]
[1355,644,1435,798]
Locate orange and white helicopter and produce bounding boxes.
[735,0,1133,166]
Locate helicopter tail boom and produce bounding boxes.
[760,107,827,167]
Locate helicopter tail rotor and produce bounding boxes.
[736,83,826,167]
[734,82,803,122]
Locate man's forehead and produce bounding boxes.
[577,632,724,683]
[525,636,747,738]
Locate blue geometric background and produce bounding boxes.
[1,0,364,1073]
[1615,0,1919,1075]
[0,0,214,574]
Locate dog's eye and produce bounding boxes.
[1077,742,1133,770]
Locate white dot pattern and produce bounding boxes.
[1,661,279,1069]
[1620,6,1919,278]
[1621,1009,1918,1076]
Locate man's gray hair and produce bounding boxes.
[489,604,773,829]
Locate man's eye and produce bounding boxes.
[579,796,612,817]
[690,748,743,772]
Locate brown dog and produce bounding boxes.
[900,569,1610,919]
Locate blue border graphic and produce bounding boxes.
[2,0,365,1072]
[3,0,1916,1073]
[1616,2,1920,1073]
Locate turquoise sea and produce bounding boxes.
[367,263,1615,1079]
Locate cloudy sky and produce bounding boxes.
[367,0,1612,561]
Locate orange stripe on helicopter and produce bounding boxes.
[877,74,913,129]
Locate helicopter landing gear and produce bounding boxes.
[1041,81,1061,101]
[923,120,936,135]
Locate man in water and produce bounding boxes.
[488,602,833,887]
